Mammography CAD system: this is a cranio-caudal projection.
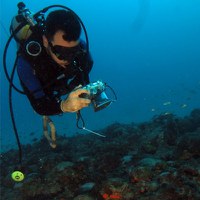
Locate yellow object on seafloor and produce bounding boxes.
[11,171,25,182]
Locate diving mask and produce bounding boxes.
[48,41,82,61]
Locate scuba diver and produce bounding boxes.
[12,5,93,115]
[10,2,116,119]
[4,2,116,181]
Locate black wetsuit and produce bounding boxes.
[17,33,93,116]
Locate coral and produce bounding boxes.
[1,109,200,199]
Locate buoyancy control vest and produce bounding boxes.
[19,33,92,97]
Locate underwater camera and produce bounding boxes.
[79,80,116,112]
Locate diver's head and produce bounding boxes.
[43,10,82,67]
[45,10,81,41]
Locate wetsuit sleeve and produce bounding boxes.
[17,56,63,115]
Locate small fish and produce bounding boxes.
[163,101,171,106]
[164,112,171,116]
[181,104,187,108]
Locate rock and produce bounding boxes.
[55,161,74,171]
[73,194,95,200]
[129,166,153,183]
[177,132,200,158]
[138,157,163,168]
[141,142,157,154]
[121,155,132,164]
[79,182,95,192]
[99,178,133,200]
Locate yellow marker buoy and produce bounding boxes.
[11,171,25,182]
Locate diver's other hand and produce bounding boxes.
[60,88,91,113]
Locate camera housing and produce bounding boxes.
[79,80,113,112]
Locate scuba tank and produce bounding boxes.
[10,16,32,44]
[10,2,44,55]
[10,2,36,44]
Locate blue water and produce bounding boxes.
[1,0,200,152]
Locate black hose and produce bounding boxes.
[3,23,26,94]
[76,111,85,129]
[106,84,118,101]
[9,57,22,164]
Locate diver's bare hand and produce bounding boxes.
[61,87,91,113]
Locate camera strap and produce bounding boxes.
[76,111,106,137]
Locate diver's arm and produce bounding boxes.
[60,53,93,112]
[17,56,91,115]
[17,56,63,115]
